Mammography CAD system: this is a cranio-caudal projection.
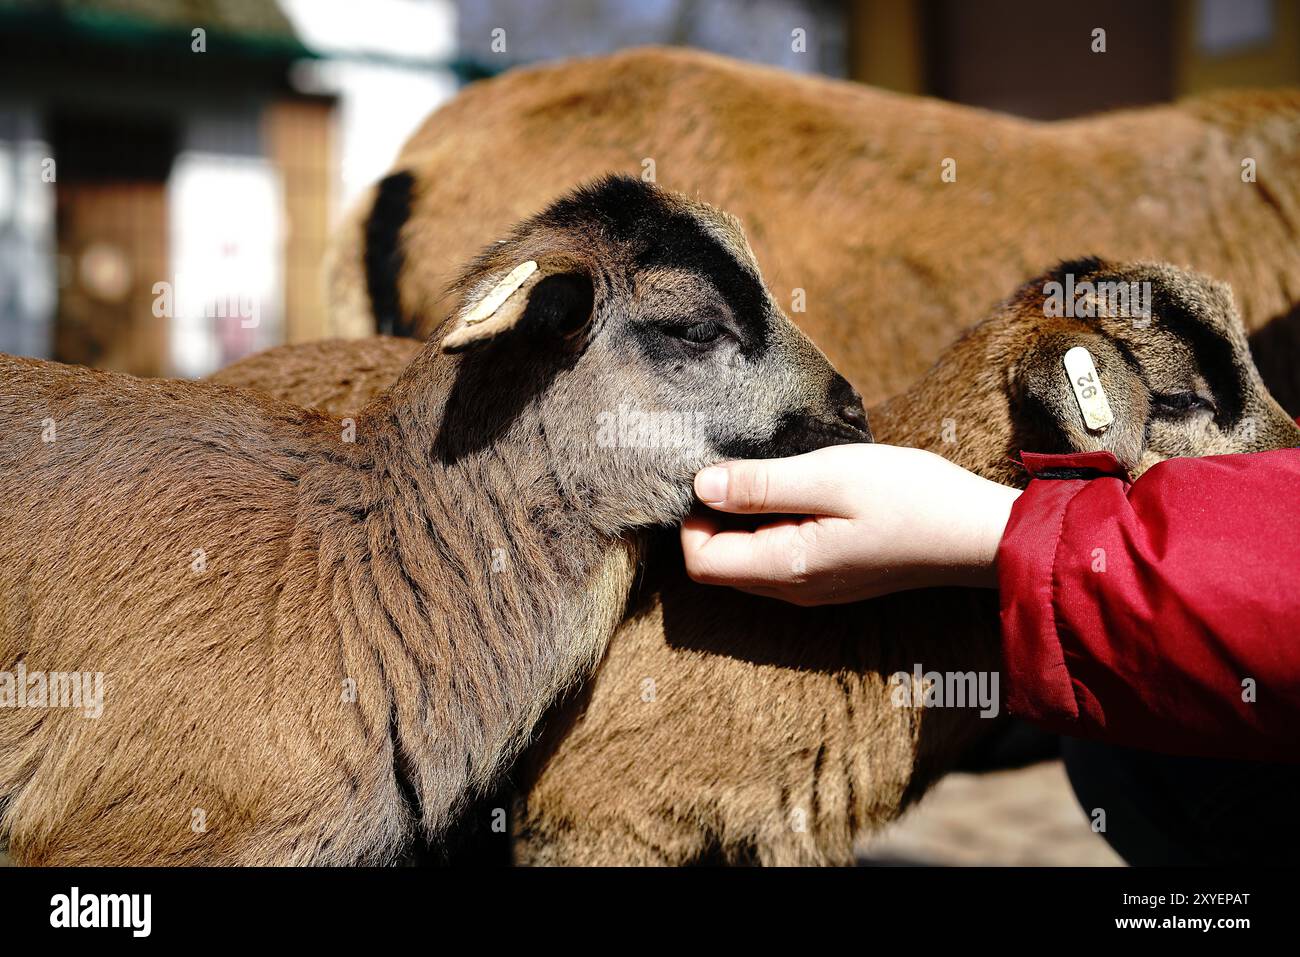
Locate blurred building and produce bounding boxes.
[853,0,1300,118]
[0,0,455,377]
[455,0,1300,118]
[455,0,849,76]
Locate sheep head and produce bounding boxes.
[425,175,871,532]
[1002,258,1300,477]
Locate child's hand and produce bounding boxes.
[680,444,1020,606]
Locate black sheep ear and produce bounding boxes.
[441,261,594,352]
[1012,331,1150,472]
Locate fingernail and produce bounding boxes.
[695,466,728,505]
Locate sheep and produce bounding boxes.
[0,175,870,866]
[213,258,1300,865]
[324,46,1300,412]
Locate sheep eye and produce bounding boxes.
[1150,391,1216,417]
[665,320,723,344]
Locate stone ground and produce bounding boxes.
[0,759,1121,867]
[858,759,1124,866]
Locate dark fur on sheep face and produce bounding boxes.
[1006,258,1299,474]
[407,174,869,534]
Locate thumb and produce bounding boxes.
[693,446,861,517]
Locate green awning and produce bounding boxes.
[0,0,317,61]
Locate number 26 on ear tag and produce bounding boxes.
[1064,346,1114,433]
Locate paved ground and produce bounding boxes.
[858,759,1125,866]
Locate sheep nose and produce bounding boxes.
[838,402,872,441]
[826,377,870,440]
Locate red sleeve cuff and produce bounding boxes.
[997,451,1130,730]
[997,478,1084,726]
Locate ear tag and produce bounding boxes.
[1064,346,1114,433]
[461,260,537,326]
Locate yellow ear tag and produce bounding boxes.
[461,260,538,326]
[1064,346,1114,433]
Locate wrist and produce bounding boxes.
[916,478,1019,591]
[965,482,1020,588]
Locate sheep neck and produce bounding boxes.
[354,347,642,836]
[856,315,1039,786]
[870,317,1030,487]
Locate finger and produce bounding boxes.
[680,510,724,555]
[693,448,860,518]
[681,523,806,589]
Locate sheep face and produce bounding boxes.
[436,176,871,530]
[1006,258,1300,477]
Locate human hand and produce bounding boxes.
[681,444,1020,606]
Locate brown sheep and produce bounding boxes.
[325,46,1300,411]
[0,177,867,865]
[214,258,1300,864]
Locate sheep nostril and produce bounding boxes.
[838,404,872,441]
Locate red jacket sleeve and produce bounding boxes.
[997,448,1300,762]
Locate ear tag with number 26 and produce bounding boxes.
[1063,346,1114,434]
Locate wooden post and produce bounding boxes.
[263,95,338,344]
